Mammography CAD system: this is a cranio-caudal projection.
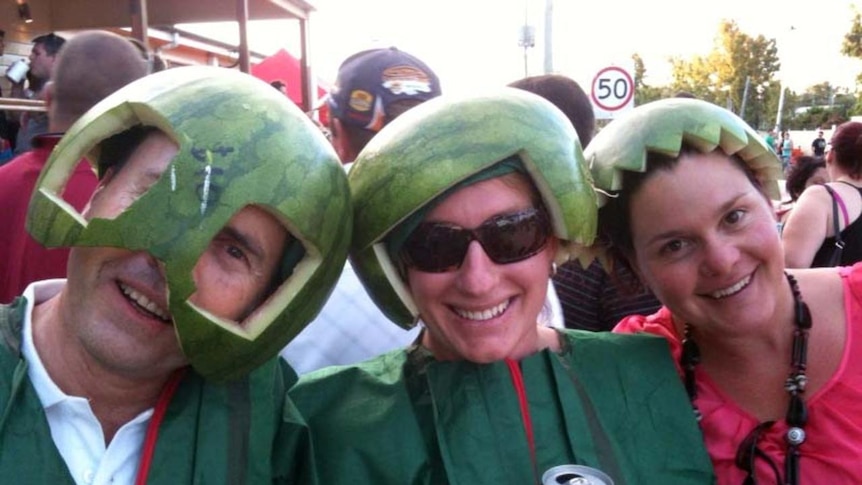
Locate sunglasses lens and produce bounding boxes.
[479,209,549,264]
[401,208,550,272]
[402,224,470,273]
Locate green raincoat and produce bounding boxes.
[292,329,715,484]
[0,298,313,484]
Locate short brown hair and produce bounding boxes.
[830,121,862,177]
[509,74,595,147]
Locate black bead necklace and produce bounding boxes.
[680,272,811,485]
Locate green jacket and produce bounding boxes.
[292,329,715,485]
[0,298,313,484]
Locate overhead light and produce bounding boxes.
[17,1,33,24]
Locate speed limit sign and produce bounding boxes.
[590,65,634,119]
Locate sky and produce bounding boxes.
[180,0,862,97]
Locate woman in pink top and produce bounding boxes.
[586,98,862,484]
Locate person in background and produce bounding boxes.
[780,130,794,172]
[775,155,828,227]
[0,29,14,162]
[595,97,862,483]
[270,79,287,94]
[0,29,5,84]
[0,31,152,303]
[764,129,777,154]
[783,120,862,267]
[0,66,351,483]
[290,90,714,484]
[281,46,441,373]
[509,74,595,149]
[811,129,828,157]
[509,73,661,331]
[12,32,65,155]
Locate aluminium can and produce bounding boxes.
[541,464,614,485]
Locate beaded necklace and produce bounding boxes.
[680,272,811,485]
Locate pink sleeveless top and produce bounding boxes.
[614,264,862,484]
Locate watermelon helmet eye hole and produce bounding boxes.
[182,204,303,327]
[84,130,177,223]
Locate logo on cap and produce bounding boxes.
[348,90,374,112]
[381,66,433,96]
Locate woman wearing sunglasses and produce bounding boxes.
[289,90,714,484]
[594,98,862,484]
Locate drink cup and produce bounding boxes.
[6,59,29,83]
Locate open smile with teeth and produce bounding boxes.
[453,299,510,321]
[708,274,752,299]
[119,283,171,323]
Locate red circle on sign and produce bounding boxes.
[590,66,634,111]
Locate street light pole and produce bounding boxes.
[774,25,795,132]
[517,0,535,77]
[775,80,786,133]
[543,0,553,74]
[739,76,751,119]
[518,25,535,77]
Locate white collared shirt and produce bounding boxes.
[21,280,153,485]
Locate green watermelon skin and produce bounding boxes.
[586,98,783,201]
[349,88,598,328]
[27,67,351,382]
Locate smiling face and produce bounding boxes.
[627,151,785,336]
[65,132,287,378]
[405,173,556,363]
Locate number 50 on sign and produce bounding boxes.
[590,65,634,120]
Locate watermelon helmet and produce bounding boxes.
[27,66,351,382]
[348,88,597,328]
[586,97,783,201]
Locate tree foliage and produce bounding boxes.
[632,53,669,105]
[841,9,862,114]
[842,10,862,58]
[630,14,861,129]
[668,20,780,128]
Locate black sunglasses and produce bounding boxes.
[400,207,551,273]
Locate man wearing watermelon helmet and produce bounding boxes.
[0,66,349,483]
[290,89,714,484]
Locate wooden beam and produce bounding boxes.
[299,17,312,111]
[129,0,149,47]
[267,0,312,20]
[236,0,250,73]
[0,98,46,112]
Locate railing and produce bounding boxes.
[0,98,46,112]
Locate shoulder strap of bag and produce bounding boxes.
[823,185,845,263]
[831,181,853,225]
